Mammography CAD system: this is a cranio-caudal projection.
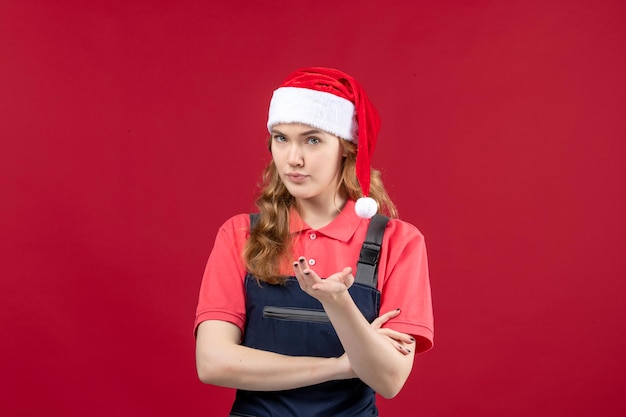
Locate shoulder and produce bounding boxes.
[218,213,252,230]
[384,217,425,244]
[214,213,254,243]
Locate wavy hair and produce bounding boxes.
[243,139,397,284]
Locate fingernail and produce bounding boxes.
[396,308,401,311]
[303,271,310,275]
[299,258,305,264]
[407,349,412,353]
[410,337,415,342]
[293,262,298,267]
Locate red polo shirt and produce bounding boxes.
[194,200,434,353]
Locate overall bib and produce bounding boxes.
[229,215,389,417]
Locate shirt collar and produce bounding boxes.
[288,200,363,242]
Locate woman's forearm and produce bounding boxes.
[291,261,416,398]
[322,293,415,399]
[195,320,354,391]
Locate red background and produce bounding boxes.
[1,1,625,415]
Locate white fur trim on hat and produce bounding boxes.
[267,87,357,142]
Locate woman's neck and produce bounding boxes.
[297,193,348,230]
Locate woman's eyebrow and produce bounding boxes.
[270,129,323,137]
[299,129,323,136]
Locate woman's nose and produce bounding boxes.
[287,144,303,166]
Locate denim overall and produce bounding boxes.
[229,214,389,417]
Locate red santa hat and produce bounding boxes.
[267,67,380,219]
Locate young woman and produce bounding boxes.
[194,67,434,416]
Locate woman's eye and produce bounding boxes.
[307,137,320,145]
[274,135,287,142]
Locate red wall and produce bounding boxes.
[1,1,625,415]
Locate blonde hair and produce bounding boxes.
[243,139,397,284]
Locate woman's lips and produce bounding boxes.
[286,173,309,183]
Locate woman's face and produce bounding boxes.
[270,123,345,206]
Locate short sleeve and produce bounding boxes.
[377,220,434,353]
[194,214,250,336]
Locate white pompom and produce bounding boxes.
[355,197,378,219]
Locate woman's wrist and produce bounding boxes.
[329,355,355,380]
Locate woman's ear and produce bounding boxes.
[340,139,349,157]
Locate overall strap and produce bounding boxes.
[249,213,389,288]
[354,214,390,288]
[250,213,259,229]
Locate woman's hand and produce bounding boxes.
[371,309,416,355]
[293,257,416,356]
[292,256,354,302]
[292,257,417,398]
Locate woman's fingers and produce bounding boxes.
[293,257,318,291]
[376,327,416,345]
[311,267,354,291]
[293,256,308,276]
[369,309,416,355]
[370,308,401,329]
[375,328,415,356]
[386,338,412,355]
[293,257,354,295]
[337,267,355,288]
